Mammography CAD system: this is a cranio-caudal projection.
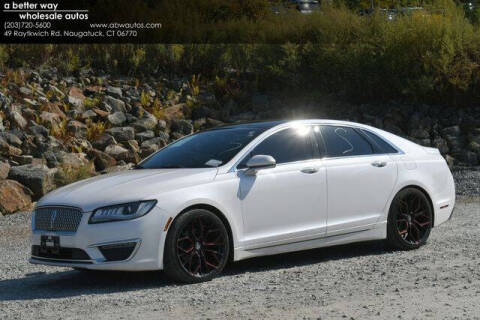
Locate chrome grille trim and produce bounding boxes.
[34,206,83,233]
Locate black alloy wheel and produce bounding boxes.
[164,209,229,283]
[387,188,433,250]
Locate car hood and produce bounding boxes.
[37,168,218,212]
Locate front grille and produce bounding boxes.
[34,207,83,232]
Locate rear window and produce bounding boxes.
[361,129,398,154]
[321,126,373,157]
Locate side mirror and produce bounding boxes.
[245,155,276,176]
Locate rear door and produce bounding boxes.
[316,125,398,236]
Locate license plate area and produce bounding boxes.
[40,235,60,254]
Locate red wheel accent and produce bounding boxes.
[176,215,227,277]
[394,192,432,245]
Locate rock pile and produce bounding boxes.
[0,67,479,214]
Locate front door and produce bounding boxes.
[237,127,328,248]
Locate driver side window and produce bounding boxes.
[238,127,314,168]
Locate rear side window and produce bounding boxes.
[321,126,373,157]
[239,127,314,167]
[361,129,398,154]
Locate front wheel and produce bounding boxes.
[387,188,433,250]
[164,209,230,283]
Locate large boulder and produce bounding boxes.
[106,127,135,142]
[88,149,117,171]
[106,86,123,98]
[0,137,22,157]
[92,108,109,119]
[0,161,10,179]
[0,132,22,147]
[132,113,157,132]
[468,128,480,145]
[39,111,61,127]
[34,136,64,155]
[67,120,87,138]
[170,119,193,135]
[82,109,98,121]
[8,164,57,200]
[9,109,27,129]
[68,87,86,108]
[43,102,67,120]
[107,111,126,126]
[92,133,116,151]
[56,152,89,169]
[105,144,129,162]
[30,124,49,139]
[104,95,126,113]
[410,128,430,139]
[0,180,33,215]
[136,130,155,143]
[141,134,169,152]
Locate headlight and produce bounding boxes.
[89,200,157,224]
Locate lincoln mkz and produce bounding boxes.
[30,120,455,283]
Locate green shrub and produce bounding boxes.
[1,1,479,106]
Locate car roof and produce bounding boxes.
[208,119,371,131]
[207,120,288,131]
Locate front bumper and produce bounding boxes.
[30,206,169,271]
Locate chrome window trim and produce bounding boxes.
[230,123,404,172]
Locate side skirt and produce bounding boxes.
[233,221,387,261]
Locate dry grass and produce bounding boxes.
[83,97,101,109]
[149,98,166,120]
[85,120,107,141]
[49,119,70,141]
[188,74,201,96]
[140,90,150,108]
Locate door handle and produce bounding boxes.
[301,167,318,174]
[371,161,387,168]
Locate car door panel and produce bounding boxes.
[238,160,327,248]
[235,126,328,249]
[316,125,398,236]
[324,155,397,235]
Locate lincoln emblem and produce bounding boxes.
[50,210,57,230]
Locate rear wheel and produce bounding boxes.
[387,188,433,250]
[164,209,230,283]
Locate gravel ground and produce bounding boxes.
[0,172,479,320]
[452,166,480,197]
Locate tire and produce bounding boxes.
[164,209,230,283]
[386,188,433,250]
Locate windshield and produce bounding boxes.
[137,127,267,169]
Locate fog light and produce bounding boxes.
[99,242,137,261]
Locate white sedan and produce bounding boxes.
[30,120,455,283]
